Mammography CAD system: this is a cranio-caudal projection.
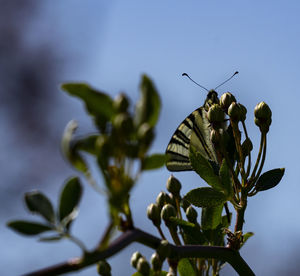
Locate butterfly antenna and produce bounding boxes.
[214,71,239,90]
[182,73,209,92]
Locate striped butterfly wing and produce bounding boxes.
[166,107,217,171]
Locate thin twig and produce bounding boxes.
[22,228,255,276]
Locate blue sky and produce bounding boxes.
[2,1,300,275]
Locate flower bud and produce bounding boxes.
[241,137,253,157]
[151,252,162,271]
[186,206,198,223]
[113,113,134,134]
[220,92,236,112]
[166,175,181,197]
[137,257,150,276]
[97,260,111,276]
[161,204,176,222]
[156,191,167,209]
[254,102,272,120]
[113,93,129,113]
[131,251,143,268]
[156,240,171,260]
[228,102,240,121]
[207,104,224,125]
[147,203,161,227]
[254,102,272,133]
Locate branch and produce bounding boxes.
[23,228,254,276]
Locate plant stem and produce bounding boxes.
[234,190,247,232]
[23,228,255,276]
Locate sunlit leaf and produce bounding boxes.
[7,220,53,236]
[142,153,166,170]
[189,147,222,191]
[25,191,55,223]
[184,187,226,208]
[178,258,196,276]
[219,159,233,198]
[201,204,223,230]
[169,217,206,244]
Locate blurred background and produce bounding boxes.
[1,1,299,275]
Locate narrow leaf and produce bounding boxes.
[25,191,55,223]
[7,220,53,236]
[61,83,114,120]
[59,177,83,222]
[39,235,63,242]
[189,147,222,191]
[135,75,161,127]
[169,217,206,244]
[219,159,233,198]
[184,187,226,208]
[142,153,166,170]
[74,135,98,155]
[178,258,196,276]
[201,204,223,230]
[242,232,254,246]
[255,168,285,192]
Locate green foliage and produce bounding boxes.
[7,74,284,276]
[25,191,55,223]
[59,177,83,226]
[219,159,233,198]
[61,83,114,124]
[178,258,197,276]
[189,147,222,192]
[255,168,285,192]
[142,154,167,170]
[184,187,226,208]
[7,221,53,235]
[201,204,223,230]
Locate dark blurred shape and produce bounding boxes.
[0,0,64,203]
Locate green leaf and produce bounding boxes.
[61,120,89,173]
[7,220,53,236]
[201,204,223,230]
[184,187,227,208]
[219,159,233,198]
[189,147,222,191]
[169,217,206,245]
[59,177,83,222]
[135,75,161,127]
[178,258,196,276]
[61,83,114,120]
[74,135,98,155]
[25,191,55,223]
[142,153,167,170]
[241,232,254,248]
[255,168,285,192]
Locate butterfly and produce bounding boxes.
[165,72,238,172]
